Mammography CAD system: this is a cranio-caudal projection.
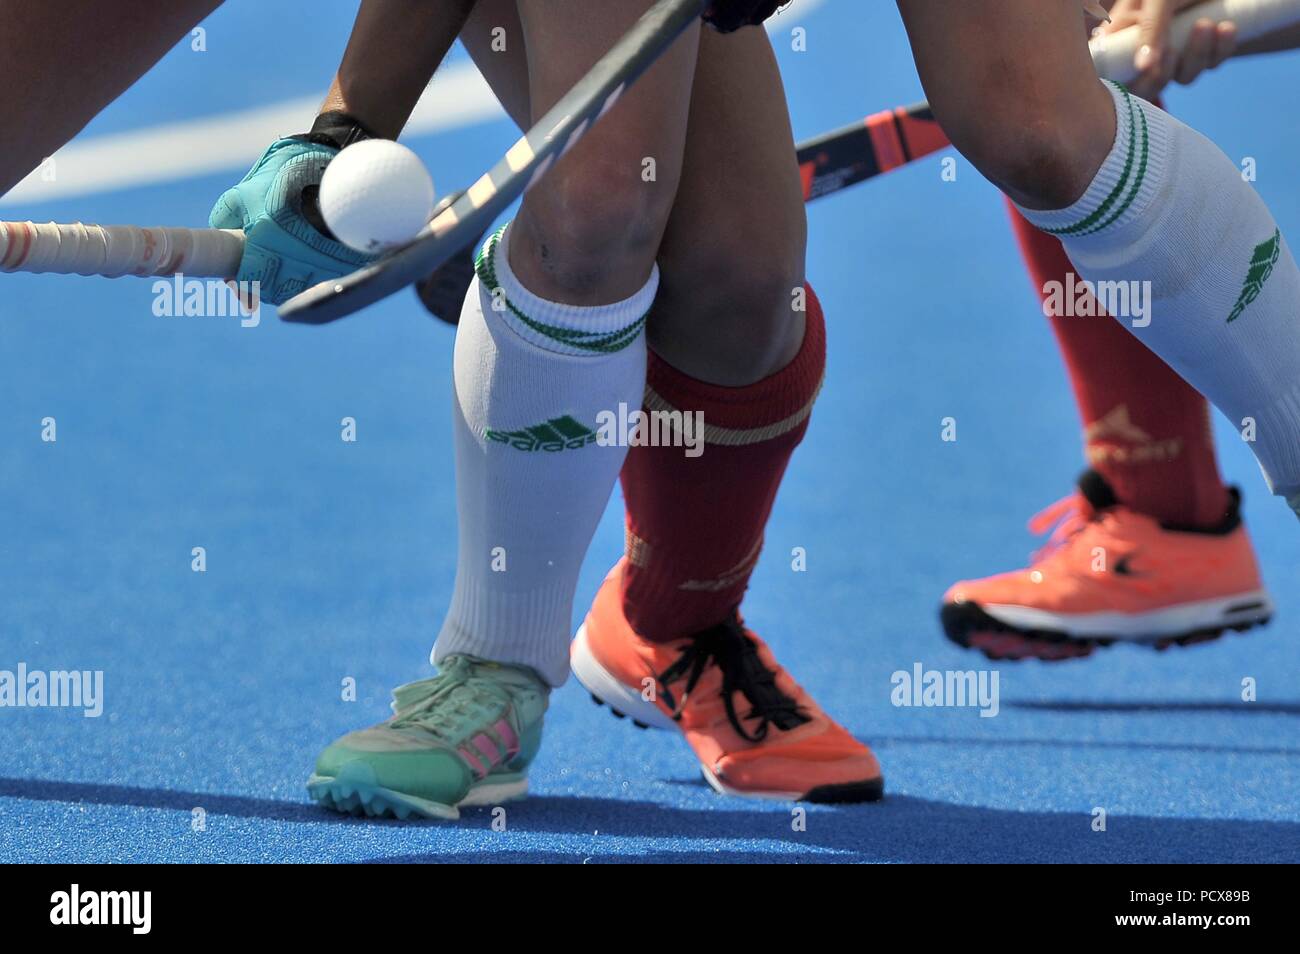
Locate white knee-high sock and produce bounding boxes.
[434,224,654,686]
[1017,81,1300,500]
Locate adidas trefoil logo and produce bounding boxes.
[1227,229,1281,324]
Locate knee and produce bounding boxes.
[970,126,1096,210]
[517,154,676,295]
[938,77,1114,210]
[653,219,808,384]
[680,242,805,331]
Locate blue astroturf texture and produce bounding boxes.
[0,2,1297,864]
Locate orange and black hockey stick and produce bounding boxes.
[796,103,949,202]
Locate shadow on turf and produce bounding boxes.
[865,734,1300,758]
[3,776,1295,862]
[357,794,1298,863]
[1007,700,1300,715]
[0,776,338,825]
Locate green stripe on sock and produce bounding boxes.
[1043,83,1148,239]
[1074,94,1151,237]
[474,225,647,354]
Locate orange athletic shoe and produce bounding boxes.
[941,471,1274,661]
[571,561,883,802]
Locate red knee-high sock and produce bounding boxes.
[619,285,826,643]
[1007,199,1230,527]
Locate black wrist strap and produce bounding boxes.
[299,111,382,150]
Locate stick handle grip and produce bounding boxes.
[1089,0,1298,83]
[0,221,245,277]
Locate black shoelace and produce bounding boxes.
[655,615,810,742]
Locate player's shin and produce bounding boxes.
[620,284,826,640]
[433,224,653,685]
[1006,200,1231,529]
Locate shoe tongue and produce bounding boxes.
[457,655,542,692]
[1077,469,1120,513]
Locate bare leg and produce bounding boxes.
[652,25,806,385]
[320,0,476,139]
[508,0,700,304]
[896,0,1114,209]
[461,0,531,127]
[0,0,222,196]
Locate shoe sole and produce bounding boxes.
[942,590,1274,662]
[572,623,884,804]
[307,763,528,821]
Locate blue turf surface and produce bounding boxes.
[2,2,1298,863]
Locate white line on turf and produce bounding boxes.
[1,62,498,208]
[0,0,824,209]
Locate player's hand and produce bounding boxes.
[1100,0,1238,100]
[209,138,374,306]
[702,0,786,33]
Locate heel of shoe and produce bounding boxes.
[570,623,677,730]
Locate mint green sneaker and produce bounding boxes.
[307,655,549,820]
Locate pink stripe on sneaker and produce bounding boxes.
[459,746,488,779]
[472,733,499,763]
[492,719,519,754]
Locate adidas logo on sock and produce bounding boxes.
[1227,229,1281,324]
[485,415,597,452]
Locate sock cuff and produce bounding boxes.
[475,222,656,356]
[644,283,826,438]
[1016,82,1173,240]
[435,571,575,687]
